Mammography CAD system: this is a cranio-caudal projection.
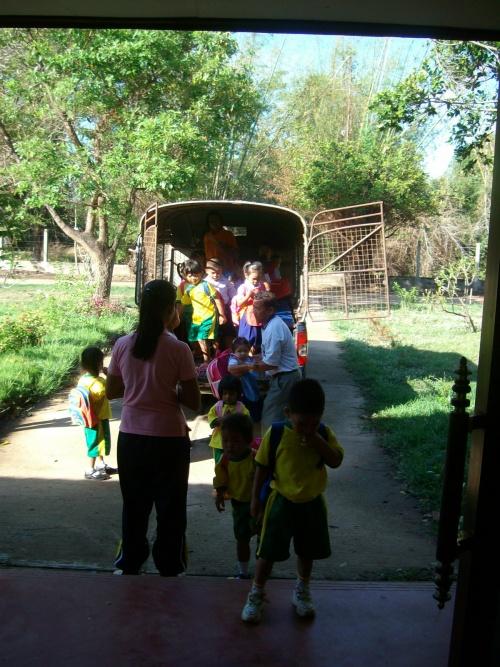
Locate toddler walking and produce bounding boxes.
[207,375,249,464]
[214,412,257,579]
[241,379,344,623]
[76,346,117,481]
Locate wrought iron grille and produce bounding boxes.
[307,202,390,321]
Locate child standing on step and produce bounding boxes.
[78,346,117,481]
[208,375,250,464]
[235,261,270,352]
[214,412,257,579]
[179,259,226,363]
[241,378,344,624]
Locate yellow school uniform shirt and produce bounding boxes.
[213,452,255,502]
[207,401,250,450]
[180,280,217,325]
[255,423,344,503]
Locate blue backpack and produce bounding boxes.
[259,421,328,504]
[68,384,97,428]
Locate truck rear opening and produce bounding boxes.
[135,200,309,390]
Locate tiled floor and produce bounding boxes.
[0,569,453,666]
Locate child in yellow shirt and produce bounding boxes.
[214,412,257,579]
[78,346,117,481]
[207,375,250,464]
[241,378,344,624]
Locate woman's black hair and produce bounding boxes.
[220,412,254,444]
[81,346,104,376]
[218,374,242,397]
[288,379,325,415]
[132,279,176,361]
[231,337,251,351]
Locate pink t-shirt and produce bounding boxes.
[108,331,196,437]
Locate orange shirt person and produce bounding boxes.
[203,211,238,272]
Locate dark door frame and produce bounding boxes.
[0,8,499,665]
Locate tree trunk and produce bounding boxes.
[89,245,116,299]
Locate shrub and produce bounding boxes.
[0,312,47,353]
[79,296,127,317]
[392,282,419,308]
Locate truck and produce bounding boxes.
[134,199,390,387]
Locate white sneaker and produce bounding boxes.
[292,586,316,617]
[241,589,265,624]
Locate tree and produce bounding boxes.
[266,44,435,231]
[371,41,499,169]
[290,132,436,232]
[0,29,264,297]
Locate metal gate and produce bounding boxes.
[306,201,390,321]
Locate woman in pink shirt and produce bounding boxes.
[106,280,200,576]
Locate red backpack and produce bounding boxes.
[206,348,232,399]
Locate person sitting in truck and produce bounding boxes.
[203,211,239,274]
[179,259,227,363]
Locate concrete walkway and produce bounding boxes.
[0,320,435,580]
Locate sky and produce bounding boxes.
[236,33,454,178]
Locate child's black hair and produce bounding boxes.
[177,261,188,279]
[81,346,104,376]
[243,260,263,276]
[288,378,325,415]
[218,374,242,397]
[231,337,251,351]
[183,258,203,275]
[220,412,254,444]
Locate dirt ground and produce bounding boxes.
[0,320,436,580]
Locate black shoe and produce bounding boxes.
[97,464,118,475]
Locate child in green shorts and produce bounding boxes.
[214,412,257,579]
[78,346,117,481]
[179,259,226,363]
[241,378,344,624]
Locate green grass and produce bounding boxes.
[0,281,137,417]
[332,304,481,512]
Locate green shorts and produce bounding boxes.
[84,419,111,458]
[231,499,258,543]
[212,448,224,464]
[257,490,331,562]
[188,316,217,342]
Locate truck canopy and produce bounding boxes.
[138,200,307,309]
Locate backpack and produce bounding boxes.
[207,348,232,399]
[68,384,97,428]
[259,421,328,505]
